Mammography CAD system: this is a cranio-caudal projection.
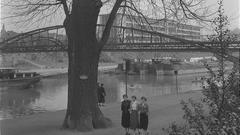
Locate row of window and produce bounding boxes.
[176,24,201,31]
[117,35,201,42]
[176,30,200,35]
[167,22,201,31]
[125,19,201,31]
[117,28,200,37]
[125,36,166,41]
[125,20,166,27]
[122,30,153,36]
[172,34,201,40]
[125,22,200,34]
[126,23,166,32]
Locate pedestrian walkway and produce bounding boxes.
[0,91,202,135]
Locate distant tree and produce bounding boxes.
[2,0,209,131]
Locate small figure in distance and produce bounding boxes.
[98,83,106,106]
[121,94,131,135]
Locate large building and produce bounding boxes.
[97,13,202,43]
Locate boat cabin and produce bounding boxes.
[0,68,39,80]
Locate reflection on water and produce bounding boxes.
[0,73,203,120]
[0,74,68,120]
[0,87,40,119]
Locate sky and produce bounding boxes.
[205,0,240,29]
[0,0,239,32]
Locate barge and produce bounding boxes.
[0,68,41,88]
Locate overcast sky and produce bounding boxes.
[206,0,239,29]
[0,0,239,32]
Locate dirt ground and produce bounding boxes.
[0,90,202,135]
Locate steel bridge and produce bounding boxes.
[1,24,240,52]
[0,24,240,65]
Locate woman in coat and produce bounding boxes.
[121,94,131,135]
[130,96,139,135]
[139,96,149,135]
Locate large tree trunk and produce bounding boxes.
[62,0,111,131]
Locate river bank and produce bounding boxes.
[16,61,232,77]
[21,64,118,77]
[0,90,203,135]
[177,66,232,75]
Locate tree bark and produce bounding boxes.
[62,0,111,131]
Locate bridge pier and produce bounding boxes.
[12,57,17,67]
[140,69,147,75]
[156,69,164,76]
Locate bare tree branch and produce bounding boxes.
[57,0,70,17]
[99,0,124,50]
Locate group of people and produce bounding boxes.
[97,83,106,106]
[121,94,149,135]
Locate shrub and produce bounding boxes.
[164,0,240,134]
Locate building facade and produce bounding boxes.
[97,13,202,43]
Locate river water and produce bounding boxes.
[0,73,205,120]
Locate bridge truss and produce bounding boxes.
[0,24,239,65]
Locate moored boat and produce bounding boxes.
[0,67,41,88]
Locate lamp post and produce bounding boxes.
[238,47,240,85]
[174,70,178,95]
[125,59,130,96]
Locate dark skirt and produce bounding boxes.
[130,110,139,130]
[121,111,130,128]
[98,95,105,103]
[139,113,148,130]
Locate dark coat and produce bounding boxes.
[98,86,106,103]
[121,100,131,128]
